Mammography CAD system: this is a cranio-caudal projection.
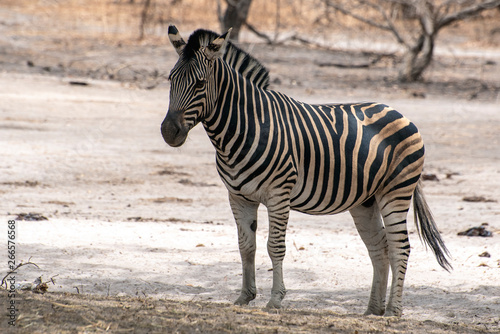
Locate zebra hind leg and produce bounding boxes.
[376,195,413,317]
[229,194,260,306]
[349,200,389,316]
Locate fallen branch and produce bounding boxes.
[290,35,396,64]
[316,55,385,68]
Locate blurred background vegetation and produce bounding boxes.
[2,0,499,83]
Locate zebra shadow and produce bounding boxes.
[16,240,499,324]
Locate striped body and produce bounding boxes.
[208,87,423,215]
[161,26,450,317]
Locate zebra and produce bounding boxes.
[160,25,452,317]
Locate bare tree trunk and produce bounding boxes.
[139,0,152,40]
[399,34,434,82]
[219,0,254,41]
[399,2,435,82]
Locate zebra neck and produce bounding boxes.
[203,61,273,163]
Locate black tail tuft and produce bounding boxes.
[413,181,453,272]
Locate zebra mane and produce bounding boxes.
[183,29,270,90]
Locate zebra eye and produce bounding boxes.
[194,80,206,89]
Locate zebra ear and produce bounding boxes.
[168,25,186,56]
[204,28,232,60]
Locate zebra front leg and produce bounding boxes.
[350,202,389,316]
[229,193,260,306]
[265,200,290,309]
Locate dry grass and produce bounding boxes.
[2,290,493,333]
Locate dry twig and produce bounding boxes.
[1,258,40,289]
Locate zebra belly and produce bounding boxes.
[289,177,376,216]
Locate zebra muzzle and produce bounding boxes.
[161,110,188,147]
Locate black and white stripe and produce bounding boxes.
[161,26,451,317]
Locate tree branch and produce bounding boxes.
[243,21,274,44]
[437,0,500,30]
[324,1,393,31]
[362,0,410,45]
[324,0,410,47]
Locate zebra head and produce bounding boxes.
[161,25,231,147]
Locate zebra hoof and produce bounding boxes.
[265,299,283,309]
[384,308,402,317]
[364,308,385,316]
[265,289,286,309]
[234,292,256,306]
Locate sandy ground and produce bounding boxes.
[1,66,499,332]
[0,2,499,332]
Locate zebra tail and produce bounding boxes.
[413,181,453,272]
